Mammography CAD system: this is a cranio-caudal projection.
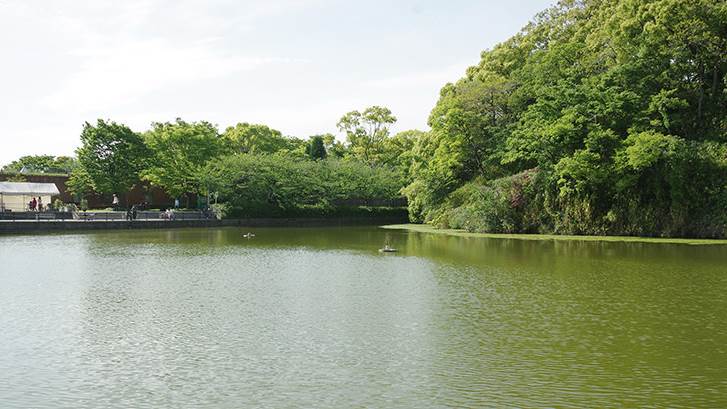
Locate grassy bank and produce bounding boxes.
[381,224,727,245]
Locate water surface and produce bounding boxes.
[1,226,726,407]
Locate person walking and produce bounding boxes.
[37,197,43,212]
[174,198,180,209]
[112,194,119,210]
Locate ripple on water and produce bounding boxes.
[1,227,727,408]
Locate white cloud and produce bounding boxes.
[42,38,300,113]
[32,0,314,113]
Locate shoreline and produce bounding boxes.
[0,216,407,235]
[381,223,727,245]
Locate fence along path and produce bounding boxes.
[0,210,212,221]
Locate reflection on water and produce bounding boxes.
[1,227,726,408]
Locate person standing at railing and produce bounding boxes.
[112,194,119,211]
[37,197,43,212]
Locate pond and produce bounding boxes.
[1,226,726,408]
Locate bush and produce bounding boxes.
[431,170,543,233]
[226,205,407,219]
[204,154,405,217]
[210,203,230,220]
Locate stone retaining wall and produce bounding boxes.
[0,216,408,234]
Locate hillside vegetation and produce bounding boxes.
[404,0,727,237]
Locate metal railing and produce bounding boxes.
[0,210,214,222]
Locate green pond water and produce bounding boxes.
[0,226,726,408]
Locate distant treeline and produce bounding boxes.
[2,108,413,218]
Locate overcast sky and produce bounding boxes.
[0,0,553,166]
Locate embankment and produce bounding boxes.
[0,216,408,234]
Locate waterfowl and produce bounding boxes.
[243,232,256,238]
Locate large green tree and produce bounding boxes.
[337,106,397,165]
[222,123,300,155]
[379,129,424,182]
[76,120,149,199]
[142,119,225,203]
[66,165,95,199]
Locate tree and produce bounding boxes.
[76,120,149,200]
[66,166,95,200]
[403,0,727,237]
[337,106,397,165]
[308,135,327,160]
[321,133,347,158]
[203,154,404,216]
[2,155,55,173]
[142,119,225,204]
[1,155,77,174]
[380,130,424,182]
[54,156,77,173]
[222,123,296,155]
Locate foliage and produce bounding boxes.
[226,204,407,219]
[430,170,544,233]
[321,133,348,158]
[204,154,403,217]
[5,174,27,182]
[76,120,150,198]
[1,155,77,174]
[210,203,230,220]
[405,0,727,238]
[66,166,95,198]
[141,119,225,198]
[307,135,327,160]
[379,130,423,183]
[222,123,304,155]
[337,106,397,165]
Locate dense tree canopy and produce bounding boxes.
[66,165,95,198]
[141,119,225,199]
[337,106,397,165]
[204,154,403,216]
[405,0,727,237]
[222,123,305,155]
[1,155,77,174]
[307,135,327,160]
[76,120,150,197]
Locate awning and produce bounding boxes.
[0,182,60,196]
